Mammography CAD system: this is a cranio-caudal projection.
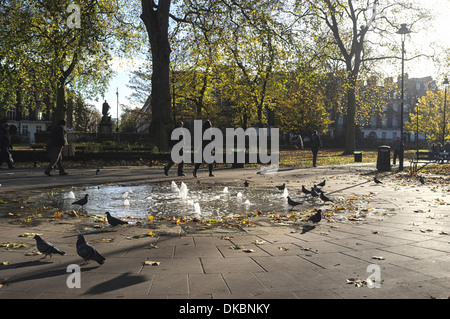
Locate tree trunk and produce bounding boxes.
[141,0,173,152]
[53,76,66,124]
[344,77,357,155]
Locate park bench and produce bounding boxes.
[410,151,449,174]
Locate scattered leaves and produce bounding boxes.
[1,242,31,249]
[18,233,42,238]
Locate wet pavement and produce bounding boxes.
[0,163,449,300]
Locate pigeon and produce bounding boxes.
[317,180,326,187]
[76,234,106,266]
[313,185,323,193]
[287,196,302,209]
[310,188,319,197]
[105,211,128,227]
[320,192,333,202]
[276,183,286,190]
[72,194,89,210]
[419,176,425,185]
[96,168,100,175]
[301,185,311,194]
[373,177,383,184]
[34,235,65,259]
[244,180,249,187]
[308,210,322,223]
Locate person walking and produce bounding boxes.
[0,122,14,169]
[193,119,214,178]
[392,136,403,165]
[164,120,186,177]
[310,130,321,167]
[44,119,68,176]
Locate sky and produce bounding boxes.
[90,0,450,119]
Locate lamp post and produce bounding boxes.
[443,77,449,145]
[415,99,419,154]
[396,23,411,171]
[116,87,119,133]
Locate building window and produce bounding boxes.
[37,109,43,121]
[22,125,29,136]
[382,132,387,139]
[36,125,42,133]
[8,108,16,120]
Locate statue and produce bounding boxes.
[99,100,113,133]
[102,100,110,118]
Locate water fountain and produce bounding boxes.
[36,181,316,220]
[179,182,188,199]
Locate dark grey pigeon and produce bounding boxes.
[302,185,311,194]
[317,180,326,187]
[72,194,89,209]
[105,211,128,227]
[320,192,333,202]
[76,234,106,266]
[287,196,302,209]
[96,168,100,175]
[34,235,65,259]
[419,176,425,185]
[276,183,286,190]
[373,177,383,184]
[310,188,319,197]
[308,209,322,223]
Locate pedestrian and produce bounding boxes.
[164,120,186,177]
[392,136,403,165]
[193,119,214,178]
[44,119,68,176]
[293,134,304,150]
[0,122,14,169]
[310,130,321,167]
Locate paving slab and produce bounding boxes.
[1,164,450,300]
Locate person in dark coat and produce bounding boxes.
[0,122,14,169]
[164,120,186,177]
[310,130,321,167]
[392,136,404,165]
[44,119,68,176]
[193,119,214,178]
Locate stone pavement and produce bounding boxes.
[0,163,449,300]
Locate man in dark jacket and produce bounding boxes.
[164,120,186,177]
[44,119,68,176]
[310,130,321,167]
[0,122,14,169]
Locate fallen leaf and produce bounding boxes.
[0,261,11,265]
[229,244,242,250]
[143,260,160,266]
[253,239,265,245]
[371,256,385,260]
[1,242,31,249]
[243,249,254,253]
[18,233,42,238]
[279,246,289,251]
[25,251,42,256]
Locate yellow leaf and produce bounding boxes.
[143,260,160,266]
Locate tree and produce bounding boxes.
[299,0,430,154]
[140,0,173,151]
[1,0,142,124]
[406,90,449,144]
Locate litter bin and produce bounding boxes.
[354,151,362,162]
[376,145,391,171]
